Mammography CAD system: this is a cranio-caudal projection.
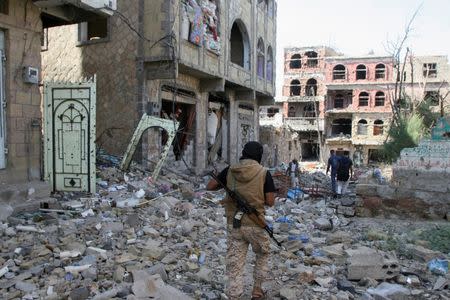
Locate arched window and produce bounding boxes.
[357,119,368,135]
[266,46,273,82]
[375,64,386,79]
[257,38,265,78]
[306,78,317,96]
[303,103,316,117]
[290,80,301,96]
[356,64,367,80]
[332,118,352,136]
[334,94,344,108]
[359,92,369,106]
[375,91,385,106]
[230,20,250,70]
[333,65,346,80]
[305,51,318,68]
[290,54,301,69]
[374,120,384,136]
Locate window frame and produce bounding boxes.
[289,80,301,96]
[333,65,346,80]
[289,54,302,69]
[357,119,368,135]
[356,64,367,80]
[373,120,384,136]
[257,38,265,78]
[358,92,369,107]
[334,94,344,108]
[0,0,8,15]
[375,91,385,106]
[423,63,437,78]
[375,63,386,79]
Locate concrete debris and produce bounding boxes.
[0,163,447,299]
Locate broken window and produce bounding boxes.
[230,21,250,70]
[305,51,318,68]
[375,64,386,79]
[303,103,316,118]
[331,118,352,136]
[375,91,385,106]
[333,65,346,80]
[78,17,109,43]
[373,120,384,136]
[290,54,301,69]
[358,92,369,106]
[0,0,8,14]
[423,63,437,78]
[288,106,296,117]
[356,64,367,80]
[290,80,301,96]
[305,78,318,96]
[425,91,440,106]
[266,46,273,82]
[257,38,265,78]
[357,119,368,135]
[267,107,279,117]
[334,94,344,108]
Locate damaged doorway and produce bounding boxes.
[160,99,196,163]
[208,94,229,164]
[301,142,319,161]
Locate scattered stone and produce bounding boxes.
[69,287,90,300]
[314,218,332,230]
[15,281,37,293]
[337,278,356,293]
[0,204,13,222]
[279,287,297,300]
[367,282,411,300]
[147,263,168,282]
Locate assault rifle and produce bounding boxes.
[209,172,283,247]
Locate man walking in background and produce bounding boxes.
[286,159,299,188]
[326,150,339,195]
[336,153,353,196]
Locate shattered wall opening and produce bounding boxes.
[368,148,383,163]
[160,100,196,162]
[302,142,319,160]
[305,51,318,68]
[305,78,318,96]
[331,118,352,136]
[207,94,229,164]
[78,16,109,43]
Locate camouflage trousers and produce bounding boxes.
[226,225,270,299]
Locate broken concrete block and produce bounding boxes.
[337,206,355,217]
[15,281,37,293]
[346,247,399,280]
[367,282,411,300]
[405,244,442,262]
[0,204,13,222]
[279,287,298,300]
[313,218,332,230]
[147,263,168,282]
[69,287,90,300]
[356,184,379,196]
[321,243,345,258]
[132,272,193,299]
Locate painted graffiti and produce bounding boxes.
[395,139,450,171]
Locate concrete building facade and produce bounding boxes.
[43,0,277,173]
[0,0,110,184]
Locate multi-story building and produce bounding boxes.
[0,0,113,183]
[43,0,277,173]
[276,46,395,165]
[324,55,394,164]
[275,46,450,166]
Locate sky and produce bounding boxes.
[275,0,450,98]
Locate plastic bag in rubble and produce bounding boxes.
[428,259,448,275]
[373,168,386,184]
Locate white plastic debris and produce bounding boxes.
[64,264,92,274]
[134,189,145,199]
[81,209,95,218]
[16,225,45,233]
[59,250,82,259]
[164,211,169,221]
[116,198,140,208]
[47,286,54,296]
[0,266,8,278]
[95,223,102,231]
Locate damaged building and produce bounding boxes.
[0,0,115,183]
[42,0,277,175]
[265,47,450,166]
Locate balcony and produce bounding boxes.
[33,0,116,27]
[285,117,323,131]
[284,95,324,103]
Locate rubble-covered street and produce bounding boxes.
[0,159,448,300]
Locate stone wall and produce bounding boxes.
[260,125,300,167]
[356,139,450,219]
[0,1,42,183]
[42,1,140,156]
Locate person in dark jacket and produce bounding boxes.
[336,153,353,196]
[326,150,340,194]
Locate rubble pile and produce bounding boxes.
[0,165,448,299]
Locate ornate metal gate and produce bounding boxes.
[44,78,96,193]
